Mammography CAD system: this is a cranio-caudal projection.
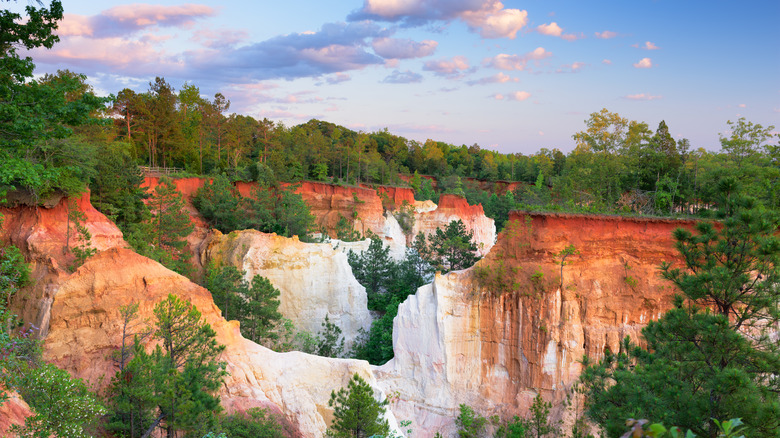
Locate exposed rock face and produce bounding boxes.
[0,391,32,435]
[1,194,400,437]
[141,177,211,270]
[0,191,126,327]
[376,211,695,437]
[412,194,496,256]
[201,230,372,349]
[43,248,398,437]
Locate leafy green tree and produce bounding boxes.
[326,373,390,438]
[12,363,106,438]
[192,175,245,233]
[0,0,106,200]
[219,408,285,438]
[426,220,480,272]
[581,182,780,437]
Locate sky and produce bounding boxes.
[11,0,780,154]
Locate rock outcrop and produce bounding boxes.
[200,230,373,349]
[0,391,32,436]
[412,194,496,256]
[376,211,695,437]
[1,194,400,438]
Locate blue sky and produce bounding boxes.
[14,0,780,154]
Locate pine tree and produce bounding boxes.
[149,176,193,254]
[326,373,390,438]
[580,181,780,437]
[426,220,480,272]
[240,275,282,344]
[147,294,226,438]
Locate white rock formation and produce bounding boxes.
[202,230,373,350]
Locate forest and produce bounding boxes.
[1,1,779,438]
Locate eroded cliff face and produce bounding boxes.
[0,195,400,437]
[0,191,127,329]
[412,194,496,256]
[376,211,694,437]
[200,229,373,349]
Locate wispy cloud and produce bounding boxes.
[467,72,518,85]
[602,59,612,65]
[536,22,578,40]
[349,0,528,39]
[494,91,530,101]
[382,69,423,83]
[371,37,438,59]
[557,61,585,73]
[633,57,653,69]
[423,55,472,78]
[624,93,662,100]
[632,41,660,50]
[594,30,618,39]
[483,47,552,71]
[58,5,216,38]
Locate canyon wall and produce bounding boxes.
[200,229,373,349]
[376,211,695,437]
[412,194,496,256]
[1,195,400,437]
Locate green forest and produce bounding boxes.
[1,1,779,438]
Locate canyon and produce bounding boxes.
[1,181,694,437]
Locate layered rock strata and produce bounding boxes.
[1,195,400,437]
[376,211,695,437]
[200,230,373,349]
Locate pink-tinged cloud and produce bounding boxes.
[58,4,216,38]
[557,61,585,73]
[190,27,249,49]
[508,91,531,101]
[538,131,544,136]
[738,103,746,108]
[483,47,551,71]
[639,41,659,50]
[493,93,505,100]
[372,37,438,59]
[467,72,518,85]
[325,73,351,84]
[536,21,578,40]
[633,57,653,68]
[29,36,176,76]
[595,30,618,39]
[423,55,472,78]
[624,93,662,100]
[602,59,612,65]
[538,22,563,36]
[460,1,528,39]
[350,0,528,39]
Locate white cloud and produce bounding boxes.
[508,91,531,101]
[624,93,662,100]
[595,30,618,39]
[484,47,551,71]
[537,22,563,36]
[423,55,472,78]
[350,0,529,39]
[633,57,653,68]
